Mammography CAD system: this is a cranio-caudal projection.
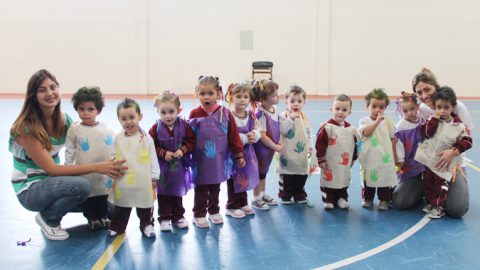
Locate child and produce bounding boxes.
[149,91,195,231]
[189,76,245,228]
[224,83,261,218]
[65,86,115,230]
[316,94,357,210]
[392,92,425,210]
[251,79,293,210]
[357,88,397,211]
[109,98,160,238]
[276,85,313,204]
[415,87,472,218]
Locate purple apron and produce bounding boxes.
[395,124,425,182]
[156,118,193,196]
[190,107,230,185]
[232,113,260,193]
[253,110,280,175]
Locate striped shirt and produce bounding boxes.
[9,114,73,194]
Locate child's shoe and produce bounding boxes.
[422,204,433,214]
[88,219,103,231]
[262,194,278,206]
[225,209,246,219]
[240,205,255,215]
[143,225,156,238]
[378,201,389,211]
[296,199,308,204]
[159,220,172,231]
[193,217,209,228]
[252,199,269,210]
[174,218,189,229]
[280,197,293,205]
[35,213,69,240]
[208,213,224,224]
[362,200,373,208]
[100,217,111,229]
[323,203,334,210]
[337,198,349,209]
[428,206,445,219]
[107,230,118,237]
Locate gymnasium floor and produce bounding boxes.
[1,98,479,270]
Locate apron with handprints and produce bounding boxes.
[232,113,260,193]
[320,123,356,189]
[113,131,154,208]
[156,118,193,196]
[395,123,425,182]
[253,110,280,175]
[357,118,398,188]
[276,113,310,175]
[414,121,466,181]
[190,107,230,185]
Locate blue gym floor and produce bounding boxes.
[1,98,479,270]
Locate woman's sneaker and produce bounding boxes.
[159,220,172,231]
[262,194,278,206]
[143,225,156,238]
[208,213,224,224]
[240,205,255,215]
[422,204,433,214]
[193,217,209,228]
[174,218,189,229]
[337,198,349,209]
[35,213,69,240]
[88,219,103,231]
[428,206,445,219]
[101,217,111,229]
[252,199,269,210]
[225,209,246,219]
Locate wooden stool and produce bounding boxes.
[252,61,273,79]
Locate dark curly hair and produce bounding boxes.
[72,86,105,113]
[432,86,457,107]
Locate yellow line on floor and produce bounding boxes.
[466,162,480,173]
[91,234,126,270]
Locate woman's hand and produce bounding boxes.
[97,159,127,179]
[435,148,458,171]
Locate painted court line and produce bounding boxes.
[466,162,480,173]
[312,215,431,270]
[91,234,126,270]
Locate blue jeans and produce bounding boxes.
[17,176,91,227]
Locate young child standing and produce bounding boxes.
[189,76,245,228]
[251,79,293,210]
[357,88,397,211]
[316,94,357,210]
[224,83,261,218]
[415,87,472,218]
[65,86,115,230]
[149,91,195,231]
[109,98,160,238]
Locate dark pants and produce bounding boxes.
[82,195,109,220]
[157,195,185,223]
[110,206,154,234]
[278,174,308,201]
[193,184,221,218]
[362,182,391,201]
[226,178,248,209]
[321,187,348,205]
[423,168,449,207]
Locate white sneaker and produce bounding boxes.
[378,201,390,211]
[240,205,255,215]
[251,199,269,210]
[428,206,445,219]
[35,213,69,240]
[208,213,224,224]
[174,218,189,229]
[225,209,246,219]
[159,220,172,231]
[337,198,349,209]
[193,217,209,228]
[362,200,373,208]
[422,204,433,214]
[143,224,156,238]
[323,203,334,210]
[107,230,118,237]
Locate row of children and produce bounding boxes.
[65,71,471,239]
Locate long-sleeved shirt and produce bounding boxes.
[316,118,358,165]
[148,119,196,160]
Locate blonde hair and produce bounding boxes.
[154,90,181,109]
[225,82,252,107]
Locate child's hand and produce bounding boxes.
[173,149,184,159]
[246,132,255,144]
[165,151,175,161]
[376,112,385,122]
[152,181,157,200]
[319,162,328,171]
[433,111,441,119]
[308,147,313,158]
[237,157,246,168]
[290,111,301,120]
[396,161,405,169]
[275,142,283,152]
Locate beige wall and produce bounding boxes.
[1,0,479,96]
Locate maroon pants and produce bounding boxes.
[110,206,154,234]
[423,168,449,207]
[321,187,348,204]
[193,183,221,218]
[362,182,391,201]
[226,178,248,209]
[278,174,308,201]
[157,195,185,223]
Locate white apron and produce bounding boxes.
[113,132,155,208]
[320,124,356,189]
[357,118,398,187]
[415,121,466,181]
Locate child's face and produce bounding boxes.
[400,101,419,122]
[118,106,142,136]
[331,100,351,123]
[367,98,387,120]
[36,78,60,110]
[286,93,305,113]
[197,83,218,109]
[415,81,436,108]
[77,101,99,126]
[232,91,250,112]
[156,102,179,127]
[262,90,279,108]
[434,99,454,121]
